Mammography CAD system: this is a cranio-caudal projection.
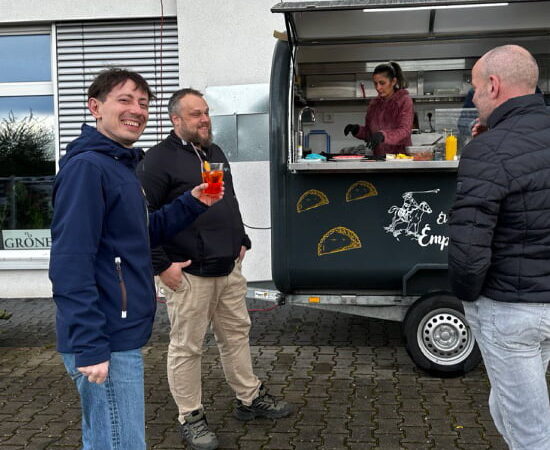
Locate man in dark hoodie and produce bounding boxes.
[449,45,550,449]
[137,88,291,450]
[49,69,222,450]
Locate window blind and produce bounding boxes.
[56,18,178,153]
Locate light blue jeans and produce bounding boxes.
[463,296,550,450]
[61,349,146,450]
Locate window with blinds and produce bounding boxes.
[56,18,178,154]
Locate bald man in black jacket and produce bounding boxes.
[449,45,550,450]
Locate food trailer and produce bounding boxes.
[250,0,550,376]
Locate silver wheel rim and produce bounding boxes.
[416,307,475,366]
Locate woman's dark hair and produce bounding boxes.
[373,61,408,90]
[87,68,156,102]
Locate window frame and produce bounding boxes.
[0,25,59,264]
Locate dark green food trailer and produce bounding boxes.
[250,0,550,376]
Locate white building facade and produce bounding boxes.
[0,0,285,297]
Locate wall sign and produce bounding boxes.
[2,229,52,250]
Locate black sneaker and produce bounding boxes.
[180,409,219,450]
[234,384,293,421]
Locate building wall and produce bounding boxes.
[0,0,177,23]
[176,1,286,282]
[0,0,286,297]
[0,270,51,298]
[177,0,284,90]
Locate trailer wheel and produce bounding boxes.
[403,293,481,377]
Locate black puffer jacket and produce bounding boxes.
[137,131,251,277]
[449,94,550,303]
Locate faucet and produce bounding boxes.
[297,106,316,159]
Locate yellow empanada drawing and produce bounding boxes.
[317,226,362,256]
[346,181,378,202]
[297,189,329,213]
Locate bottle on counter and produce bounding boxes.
[445,129,458,161]
[434,142,445,161]
[296,130,304,160]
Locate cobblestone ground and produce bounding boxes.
[0,297,509,449]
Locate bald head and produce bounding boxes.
[471,45,539,125]
[478,45,539,94]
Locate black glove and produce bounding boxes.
[366,132,384,149]
[344,124,360,136]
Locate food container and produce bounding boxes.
[406,145,435,161]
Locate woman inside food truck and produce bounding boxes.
[344,61,414,156]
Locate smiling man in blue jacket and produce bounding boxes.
[49,68,222,450]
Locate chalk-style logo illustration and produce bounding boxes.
[345,181,378,202]
[297,189,329,213]
[385,190,440,241]
[318,226,362,256]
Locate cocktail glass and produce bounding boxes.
[201,162,224,195]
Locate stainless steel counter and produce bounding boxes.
[288,160,459,173]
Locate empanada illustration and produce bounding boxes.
[346,181,378,202]
[317,226,362,256]
[297,189,329,213]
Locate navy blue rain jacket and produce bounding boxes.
[49,124,207,367]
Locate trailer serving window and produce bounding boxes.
[272,0,550,169]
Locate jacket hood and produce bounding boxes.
[60,124,144,170]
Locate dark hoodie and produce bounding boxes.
[137,131,251,277]
[49,124,207,367]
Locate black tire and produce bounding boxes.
[403,293,481,377]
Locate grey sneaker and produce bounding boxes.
[180,409,219,450]
[234,384,293,421]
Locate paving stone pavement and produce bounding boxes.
[0,297,511,449]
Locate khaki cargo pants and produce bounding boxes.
[158,260,261,423]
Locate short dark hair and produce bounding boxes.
[87,68,156,102]
[168,88,204,117]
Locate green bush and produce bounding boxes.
[0,112,55,177]
[0,113,55,231]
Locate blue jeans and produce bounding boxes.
[463,296,550,450]
[61,349,146,450]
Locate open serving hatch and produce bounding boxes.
[272,0,550,48]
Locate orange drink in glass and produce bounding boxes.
[202,162,224,195]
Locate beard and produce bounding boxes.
[178,123,213,148]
